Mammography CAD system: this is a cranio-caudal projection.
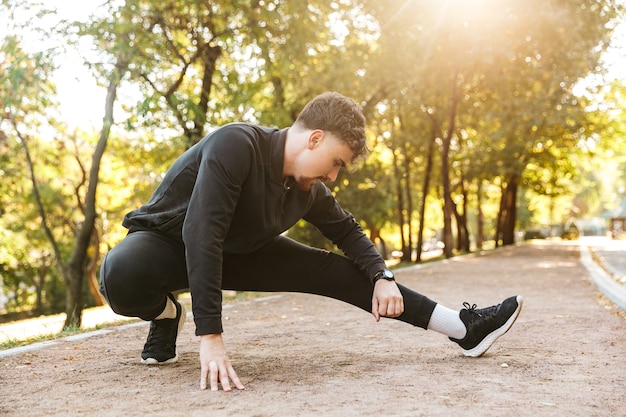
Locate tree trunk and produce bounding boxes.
[402,140,414,261]
[63,61,126,329]
[87,228,105,306]
[391,145,408,261]
[440,70,460,259]
[501,173,519,246]
[416,125,437,263]
[495,181,506,248]
[64,269,84,328]
[476,181,484,250]
[452,200,470,253]
[457,178,470,252]
[188,44,221,146]
[441,124,453,258]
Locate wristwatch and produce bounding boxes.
[373,269,394,284]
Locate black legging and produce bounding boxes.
[99,230,437,329]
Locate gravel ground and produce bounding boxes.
[1,241,624,417]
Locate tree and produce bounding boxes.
[333,149,396,259]
[80,0,377,148]
[1,12,131,326]
[0,29,69,315]
[474,1,619,244]
[575,80,626,217]
[60,59,127,327]
[363,0,621,252]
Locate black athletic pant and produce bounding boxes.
[99,230,437,329]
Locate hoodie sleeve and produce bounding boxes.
[182,130,254,335]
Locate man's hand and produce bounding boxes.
[199,334,245,392]
[371,279,404,322]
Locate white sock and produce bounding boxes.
[427,304,467,339]
[155,297,177,320]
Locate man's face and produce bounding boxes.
[295,132,354,191]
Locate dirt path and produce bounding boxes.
[1,241,624,417]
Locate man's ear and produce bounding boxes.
[307,130,324,149]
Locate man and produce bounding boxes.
[100,92,523,392]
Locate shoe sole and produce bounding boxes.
[462,295,523,357]
[140,302,187,365]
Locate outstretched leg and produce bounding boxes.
[223,235,523,356]
[222,235,437,329]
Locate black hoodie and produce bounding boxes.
[123,123,386,335]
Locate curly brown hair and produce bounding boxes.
[294,92,368,161]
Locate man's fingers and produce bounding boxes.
[385,302,396,317]
[204,361,245,392]
[371,298,380,322]
[200,363,209,390]
[209,360,219,391]
[385,299,404,317]
[219,364,232,392]
[377,302,388,320]
[229,366,245,390]
[374,297,404,319]
[387,299,402,316]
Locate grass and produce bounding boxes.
[0,319,137,350]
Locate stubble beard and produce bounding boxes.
[296,177,318,191]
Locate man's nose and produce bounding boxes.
[325,166,341,182]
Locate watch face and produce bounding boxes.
[380,269,393,280]
[374,269,394,283]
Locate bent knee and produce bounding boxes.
[99,251,151,318]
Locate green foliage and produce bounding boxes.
[576,80,626,215]
[1,27,66,314]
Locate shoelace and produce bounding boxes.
[463,302,480,316]
[464,301,501,319]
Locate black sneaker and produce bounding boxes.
[449,295,523,357]
[141,294,186,365]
